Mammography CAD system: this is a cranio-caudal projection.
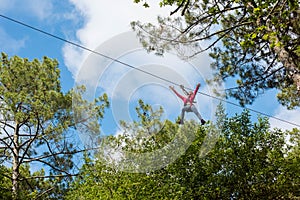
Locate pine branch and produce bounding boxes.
[20,173,79,180]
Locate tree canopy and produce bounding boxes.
[132,0,300,109]
[65,102,300,199]
[0,52,299,199]
[0,53,108,199]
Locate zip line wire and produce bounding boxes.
[1,14,300,128]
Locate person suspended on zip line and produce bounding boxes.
[169,83,206,125]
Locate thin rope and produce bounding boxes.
[1,14,299,128]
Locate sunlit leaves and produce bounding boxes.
[65,105,300,199]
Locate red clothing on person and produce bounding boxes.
[172,84,200,106]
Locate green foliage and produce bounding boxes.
[133,0,150,8]
[65,103,300,199]
[120,99,164,137]
[132,0,300,109]
[0,53,108,199]
[0,165,11,200]
[0,164,61,200]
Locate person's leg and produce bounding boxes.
[191,105,206,125]
[180,108,186,124]
[191,105,203,120]
[180,105,190,124]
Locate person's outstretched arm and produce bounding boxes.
[190,83,200,102]
[169,86,185,101]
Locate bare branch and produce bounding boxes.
[41,135,59,163]
[18,117,40,166]
[22,146,99,163]
[179,5,244,36]
[34,187,55,200]
[225,65,284,91]
[264,0,281,21]
[189,21,253,43]
[20,173,79,180]
[1,128,17,158]
[181,0,190,16]
[170,0,186,16]
[25,157,72,176]
[0,120,15,129]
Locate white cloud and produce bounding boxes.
[0,0,54,20]
[64,0,173,76]
[64,0,220,92]
[0,28,26,54]
[269,106,300,130]
[62,44,84,77]
[66,0,223,129]
[27,0,54,20]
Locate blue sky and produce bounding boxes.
[1,0,299,140]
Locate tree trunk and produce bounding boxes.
[12,123,19,200]
[274,44,300,92]
[265,19,300,93]
[267,22,300,92]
